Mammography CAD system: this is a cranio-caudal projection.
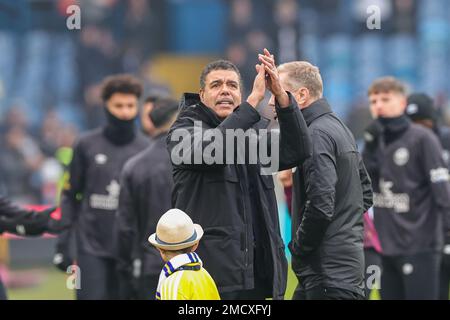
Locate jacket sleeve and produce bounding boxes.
[273,92,312,171]
[54,139,86,257]
[362,145,380,188]
[293,129,337,257]
[167,102,261,171]
[116,163,138,299]
[0,197,53,236]
[358,153,373,212]
[420,132,450,218]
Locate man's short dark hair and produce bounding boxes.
[200,60,243,89]
[101,74,143,102]
[149,98,179,128]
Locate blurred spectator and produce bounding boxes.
[0,124,44,203]
[392,0,416,34]
[274,0,300,63]
[121,0,166,73]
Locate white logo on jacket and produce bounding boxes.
[373,179,410,213]
[95,154,108,165]
[393,148,409,166]
[89,180,120,210]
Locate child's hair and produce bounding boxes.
[159,245,196,256]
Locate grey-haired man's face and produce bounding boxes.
[199,69,242,119]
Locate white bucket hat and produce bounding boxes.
[148,209,204,251]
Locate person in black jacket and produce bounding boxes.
[53,74,149,300]
[363,77,450,300]
[167,50,311,300]
[116,98,178,299]
[405,93,450,300]
[271,61,373,300]
[0,196,58,299]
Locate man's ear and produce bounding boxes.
[294,87,307,106]
[199,89,205,102]
[191,243,199,252]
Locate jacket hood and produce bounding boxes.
[179,92,201,111]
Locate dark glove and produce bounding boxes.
[0,206,56,236]
[53,252,73,272]
[363,120,383,151]
[20,206,57,236]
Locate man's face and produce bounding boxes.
[269,72,310,110]
[106,93,139,120]
[200,69,242,119]
[369,91,407,118]
[141,102,156,135]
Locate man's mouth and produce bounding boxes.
[216,99,234,107]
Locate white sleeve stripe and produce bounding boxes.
[430,168,450,183]
[172,271,184,300]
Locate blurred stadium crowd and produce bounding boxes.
[1,0,450,206]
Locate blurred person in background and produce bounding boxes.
[0,108,45,203]
[139,95,167,137]
[121,0,165,73]
[405,93,450,300]
[363,77,450,300]
[116,98,178,300]
[53,74,148,300]
[277,169,293,216]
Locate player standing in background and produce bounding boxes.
[363,77,450,300]
[53,75,149,300]
[405,93,450,300]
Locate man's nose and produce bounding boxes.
[219,85,231,95]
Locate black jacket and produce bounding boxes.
[57,128,148,258]
[363,117,450,256]
[436,126,450,234]
[167,93,311,299]
[116,134,173,293]
[290,99,373,297]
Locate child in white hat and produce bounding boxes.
[149,208,220,300]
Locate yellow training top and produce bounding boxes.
[159,265,220,300]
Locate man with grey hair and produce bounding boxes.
[261,58,373,300]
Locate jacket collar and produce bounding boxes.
[180,92,223,127]
[301,98,333,126]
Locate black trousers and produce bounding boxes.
[0,276,7,300]
[293,283,364,300]
[381,252,441,300]
[76,252,119,300]
[364,248,382,299]
[220,288,268,300]
[439,253,450,300]
[137,274,159,300]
